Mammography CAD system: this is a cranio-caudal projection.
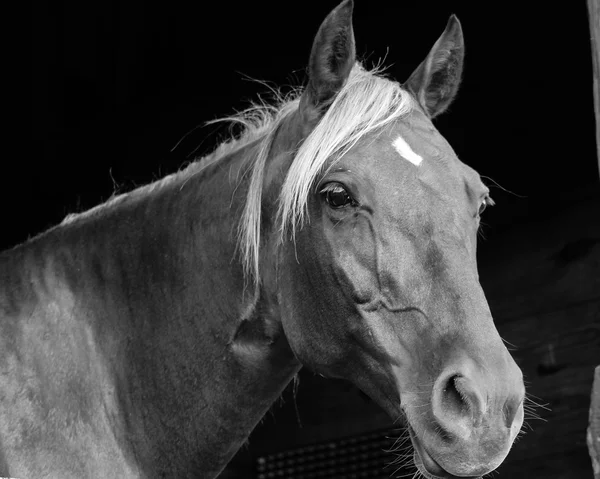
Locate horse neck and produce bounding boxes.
[1,141,301,477]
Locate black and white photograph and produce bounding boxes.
[11,0,600,477]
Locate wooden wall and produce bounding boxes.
[477,186,599,477]
[222,185,600,478]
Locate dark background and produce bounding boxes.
[26,0,599,477]
[23,0,598,253]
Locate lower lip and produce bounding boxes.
[408,427,482,479]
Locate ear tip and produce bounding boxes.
[334,0,355,17]
[445,14,464,46]
[321,0,355,31]
[447,14,463,33]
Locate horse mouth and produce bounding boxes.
[408,426,482,479]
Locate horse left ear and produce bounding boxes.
[299,0,356,124]
[404,15,464,118]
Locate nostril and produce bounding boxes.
[435,373,485,429]
[431,373,473,443]
[432,372,488,442]
[442,374,469,417]
[503,395,524,429]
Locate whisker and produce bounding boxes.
[501,336,518,350]
[524,395,551,411]
[480,175,527,198]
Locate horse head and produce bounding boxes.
[257,1,525,477]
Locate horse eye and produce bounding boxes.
[478,201,487,216]
[321,183,354,209]
[478,196,493,216]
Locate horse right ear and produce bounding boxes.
[299,0,356,125]
[404,15,465,118]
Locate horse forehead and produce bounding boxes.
[389,115,454,165]
[385,117,484,195]
[350,115,453,173]
[350,120,482,234]
[341,115,480,198]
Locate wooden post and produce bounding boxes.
[588,0,600,178]
[582,2,599,473]
[589,366,600,479]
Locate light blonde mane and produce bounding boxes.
[229,63,414,284]
[209,63,414,283]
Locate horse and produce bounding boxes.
[2,1,525,477]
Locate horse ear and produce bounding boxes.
[404,15,464,118]
[299,0,356,123]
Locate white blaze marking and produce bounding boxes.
[393,136,423,166]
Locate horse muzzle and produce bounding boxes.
[403,353,525,478]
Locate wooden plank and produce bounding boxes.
[479,192,600,322]
[497,300,599,372]
[588,0,600,177]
